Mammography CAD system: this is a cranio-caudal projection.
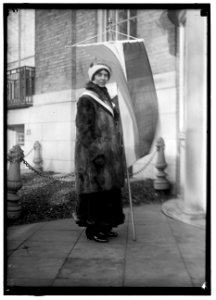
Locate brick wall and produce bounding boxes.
[35,9,74,94]
[137,10,176,74]
[35,9,98,93]
[75,10,98,89]
[35,9,176,92]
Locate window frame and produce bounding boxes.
[7,9,35,70]
[8,124,25,146]
[98,9,137,42]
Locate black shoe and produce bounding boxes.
[104,231,118,238]
[92,233,109,243]
[85,228,108,243]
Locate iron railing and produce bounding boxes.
[7,66,35,109]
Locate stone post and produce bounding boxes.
[154,137,170,190]
[33,141,43,171]
[7,145,24,219]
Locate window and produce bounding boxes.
[7,9,35,70]
[7,66,35,108]
[100,9,137,41]
[7,9,35,108]
[8,125,25,146]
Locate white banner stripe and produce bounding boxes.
[81,91,114,117]
[106,43,127,79]
[118,88,137,167]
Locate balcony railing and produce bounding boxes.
[7,66,35,109]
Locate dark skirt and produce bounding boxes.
[73,188,125,229]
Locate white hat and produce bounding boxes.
[88,63,111,81]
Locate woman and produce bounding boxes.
[73,62,125,243]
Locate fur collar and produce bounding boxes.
[86,81,112,104]
[85,81,119,121]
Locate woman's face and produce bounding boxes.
[93,69,110,87]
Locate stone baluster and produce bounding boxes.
[154,137,170,190]
[7,145,24,219]
[33,141,43,171]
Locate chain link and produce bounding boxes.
[130,150,157,177]
[22,159,74,182]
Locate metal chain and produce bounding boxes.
[130,150,157,177]
[9,150,157,181]
[24,147,34,158]
[22,159,74,182]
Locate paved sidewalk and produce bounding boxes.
[6,203,206,293]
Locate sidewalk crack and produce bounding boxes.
[166,218,195,287]
[50,229,84,286]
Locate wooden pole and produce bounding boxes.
[126,167,136,241]
[115,103,136,241]
[113,86,136,241]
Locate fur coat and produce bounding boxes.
[75,81,125,195]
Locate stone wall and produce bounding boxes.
[7,90,76,173]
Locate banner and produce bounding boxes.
[80,39,158,167]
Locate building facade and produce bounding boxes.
[7,7,208,217]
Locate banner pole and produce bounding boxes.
[126,167,136,241]
[114,87,136,241]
